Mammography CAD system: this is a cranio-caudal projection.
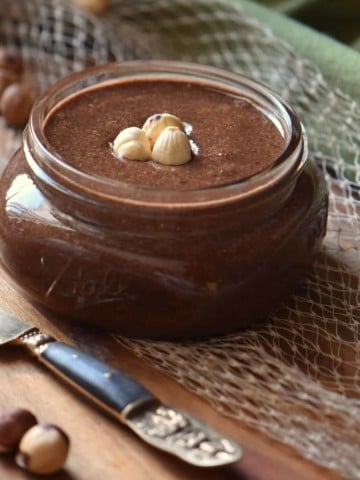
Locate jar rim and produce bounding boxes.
[26,60,307,209]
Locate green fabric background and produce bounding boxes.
[235,0,360,102]
[249,0,360,47]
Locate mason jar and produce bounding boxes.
[0,61,328,339]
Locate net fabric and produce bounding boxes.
[0,0,152,172]
[107,1,360,478]
[0,0,110,171]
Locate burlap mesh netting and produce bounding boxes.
[108,1,360,478]
[0,0,153,170]
[0,0,359,477]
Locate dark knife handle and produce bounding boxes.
[38,342,155,418]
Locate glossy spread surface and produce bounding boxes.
[44,80,286,189]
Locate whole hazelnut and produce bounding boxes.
[0,69,18,98]
[152,126,192,165]
[0,82,35,128]
[0,408,37,453]
[74,0,110,15]
[0,47,23,75]
[16,423,70,475]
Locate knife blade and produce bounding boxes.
[0,310,242,467]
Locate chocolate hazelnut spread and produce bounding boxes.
[0,63,328,339]
[44,80,285,189]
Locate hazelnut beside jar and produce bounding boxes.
[0,70,19,98]
[0,47,37,128]
[0,48,23,76]
[16,423,70,475]
[0,83,35,128]
[0,408,37,453]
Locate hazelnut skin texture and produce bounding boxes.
[75,0,110,15]
[152,126,192,165]
[0,408,37,453]
[16,423,70,475]
[142,113,185,147]
[0,70,18,98]
[0,48,23,75]
[0,83,35,128]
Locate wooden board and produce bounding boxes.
[0,275,341,480]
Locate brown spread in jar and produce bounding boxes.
[0,63,328,339]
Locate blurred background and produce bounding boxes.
[250,0,360,50]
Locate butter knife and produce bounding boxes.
[0,310,242,467]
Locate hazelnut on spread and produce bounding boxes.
[0,63,328,339]
[142,112,185,147]
[44,80,285,189]
[151,125,192,166]
[112,126,151,162]
[112,112,192,166]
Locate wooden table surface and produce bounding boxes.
[0,275,342,480]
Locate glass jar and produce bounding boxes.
[0,61,328,339]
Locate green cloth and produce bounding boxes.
[250,0,360,47]
[235,0,360,102]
